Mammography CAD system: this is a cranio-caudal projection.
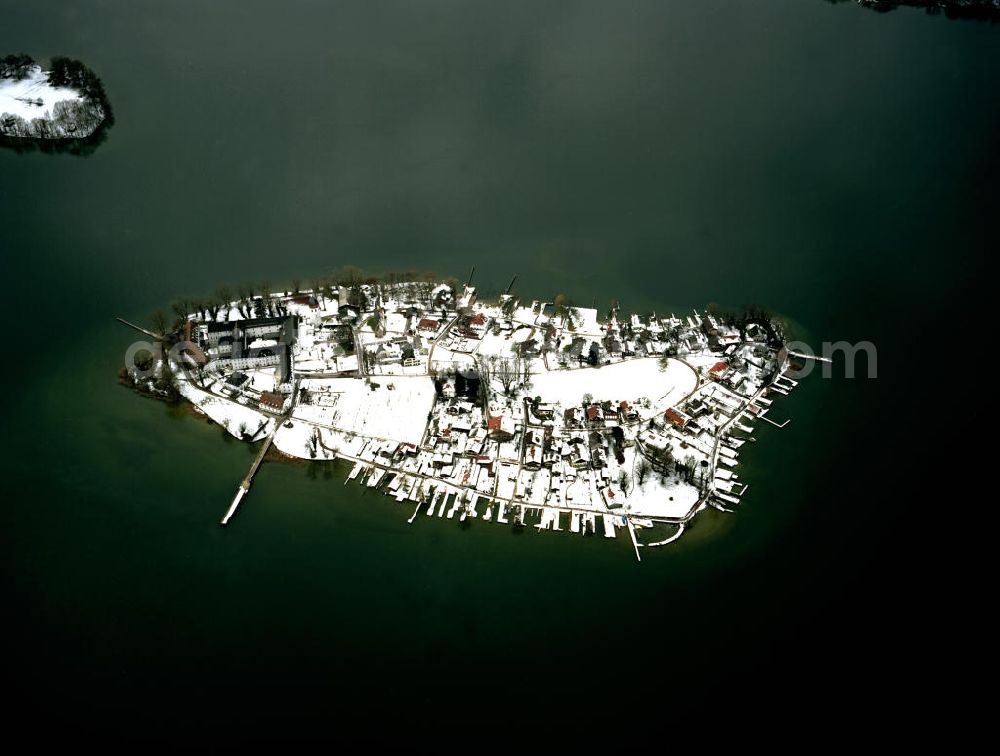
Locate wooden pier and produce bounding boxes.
[220,379,298,526]
[221,427,278,526]
[625,517,643,562]
[787,349,832,364]
[115,316,162,340]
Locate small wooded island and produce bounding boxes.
[1,54,109,140]
[837,0,1000,20]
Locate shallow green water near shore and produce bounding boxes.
[1,0,995,737]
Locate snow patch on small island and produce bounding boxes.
[0,65,81,121]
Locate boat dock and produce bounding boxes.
[625,517,642,562]
[787,349,832,364]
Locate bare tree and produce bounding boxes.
[333,266,365,287]
[215,287,232,319]
[617,469,631,493]
[236,284,254,318]
[474,357,492,408]
[637,457,652,485]
[150,310,168,336]
[682,454,697,484]
[207,297,222,321]
[310,278,326,304]
[490,356,522,396]
[258,282,273,316]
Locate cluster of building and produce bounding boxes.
[160,276,798,557]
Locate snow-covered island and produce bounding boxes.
[122,275,807,559]
[1,54,108,140]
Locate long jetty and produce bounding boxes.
[787,349,832,363]
[221,379,299,526]
[221,427,278,526]
[115,317,163,340]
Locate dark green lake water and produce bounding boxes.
[1,0,995,741]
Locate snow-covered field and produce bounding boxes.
[178,380,274,441]
[296,376,434,445]
[624,474,700,519]
[529,358,696,415]
[1,66,81,121]
[244,368,278,392]
[429,344,476,374]
[474,329,516,359]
